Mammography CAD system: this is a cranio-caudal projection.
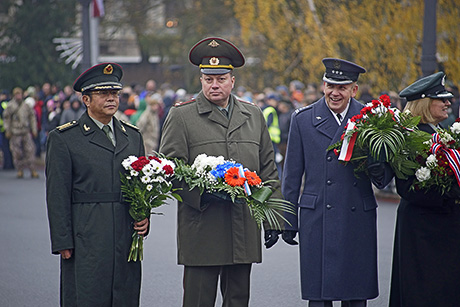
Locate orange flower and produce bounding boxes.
[244,170,262,186]
[225,167,246,187]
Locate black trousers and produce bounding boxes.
[309,300,367,307]
[182,264,252,307]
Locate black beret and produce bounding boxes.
[189,37,245,75]
[399,71,454,102]
[322,58,366,84]
[73,63,123,92]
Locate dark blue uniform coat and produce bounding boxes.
[46,112,145,306]
[282,97,387,301]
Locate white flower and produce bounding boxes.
[146,184,153,191]
[192,154,225,175]
[148,159,162,174]
[415,167,431,182]
[440,131,454,144]
[130,170,139,177]
[426,154,437,168]
[141,175,151,184]
[122,156,138,170]
[451,122,460,134]
[142,163,154,177]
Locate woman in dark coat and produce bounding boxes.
[389,72,460,307]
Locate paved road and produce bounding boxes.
[0,168,399,306]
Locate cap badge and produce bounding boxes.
[333,60,341,69]
[103,64,113,75]
[208,40,220,48]
[209,57,220,66]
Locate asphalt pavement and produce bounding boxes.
[0,167,399,307]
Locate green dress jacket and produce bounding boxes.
[46,112,145,306]
[159,91,280,266]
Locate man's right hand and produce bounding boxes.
[59,249,73,260]
[282,230,299,245]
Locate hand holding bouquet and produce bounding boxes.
[120,153,182,261]
[173,154,295,229]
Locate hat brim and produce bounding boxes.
[323,74,354,85]
[427,90,454,100]
[200,68,232,75]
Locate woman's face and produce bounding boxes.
[430,98,451,125]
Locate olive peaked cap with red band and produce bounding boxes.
[73,63,123,92]
[189,37,245,75]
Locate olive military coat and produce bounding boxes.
[159,91,280,266]
[389,124,460,306]
[282,97,391,301]
[46,112,145,306]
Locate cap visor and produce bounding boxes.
[201,68,232,75]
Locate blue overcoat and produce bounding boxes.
[282,97,386,301]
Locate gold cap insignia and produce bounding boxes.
[103,64,113,74]
[209,57,220,66]
[208,40,220,48]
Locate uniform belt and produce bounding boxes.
[72,192,121,203]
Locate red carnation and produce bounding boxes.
[162,164,174,175]
[380,94,391,107]
[131,156,149,171]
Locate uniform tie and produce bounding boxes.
[336,113,342,123]
[221,108,229,119]
[102,125,114,145]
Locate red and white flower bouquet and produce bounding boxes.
[120,154,181,261]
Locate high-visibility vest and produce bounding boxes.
[262,106,281,144]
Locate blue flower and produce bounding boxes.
[210,162,242,179]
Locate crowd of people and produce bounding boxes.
[2,36,460,307]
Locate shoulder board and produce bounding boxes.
[174,98,195,107]
[295,105,312,114]
[120,120,139,130]
[237,98,254,105]
[57,120,78,132]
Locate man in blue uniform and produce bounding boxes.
[281,58,392,307]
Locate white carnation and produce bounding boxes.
[451,122,460,134]
[426,154,437,168]
[415,167,431,182]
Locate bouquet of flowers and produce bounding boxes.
[328,94,431,179]
[120,153,182,261]
[173,154,295,230]
[411,119,460,196]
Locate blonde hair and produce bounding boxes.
[403,98,436,124]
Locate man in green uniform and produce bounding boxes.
[159,37,282,307]
[46,63,148,306]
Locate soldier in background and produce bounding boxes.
[3,87,38,178]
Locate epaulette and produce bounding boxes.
[56,120,78,132]
[237,98,254,105]
[295,105,312,114]
[120,120,139,130]
[174,99,195,107]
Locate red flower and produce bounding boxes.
[150,156,162,163]
[131,156,150,172]
[380,94,391,107]
[455,118,460,123]
[245,170,262,186]
[162,165,174,175]
[333,149,339,156]
[224,167,247,187]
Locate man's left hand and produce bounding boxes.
[134,218,149,236]
[264,230,281,249]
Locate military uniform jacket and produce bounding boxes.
[3,98,37,136]
[282,97,388,300]
[159,91,280,266]
[46,112,145,306]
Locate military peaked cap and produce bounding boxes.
[399,71,454,102]
[322,58,366,84]
[73,63,123,92]
[189,37,245,75]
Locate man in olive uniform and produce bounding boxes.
[159,37,282,307]
[3,87,38,178]
[46,63,148,306]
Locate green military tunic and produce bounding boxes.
[159,91,280,266]
[46,112,145,306]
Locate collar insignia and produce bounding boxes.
[84,124,91,131]
[316,116,322,120]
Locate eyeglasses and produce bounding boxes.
[90,90,121,97]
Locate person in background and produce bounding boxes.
[281,58,393,307]
[45,63,148,306]
[59,95,85,125]
[136,93,161,154]
[3,87,38,178]
[159,37,282,307]
[389,71,460,307]
[0,90,14,170]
